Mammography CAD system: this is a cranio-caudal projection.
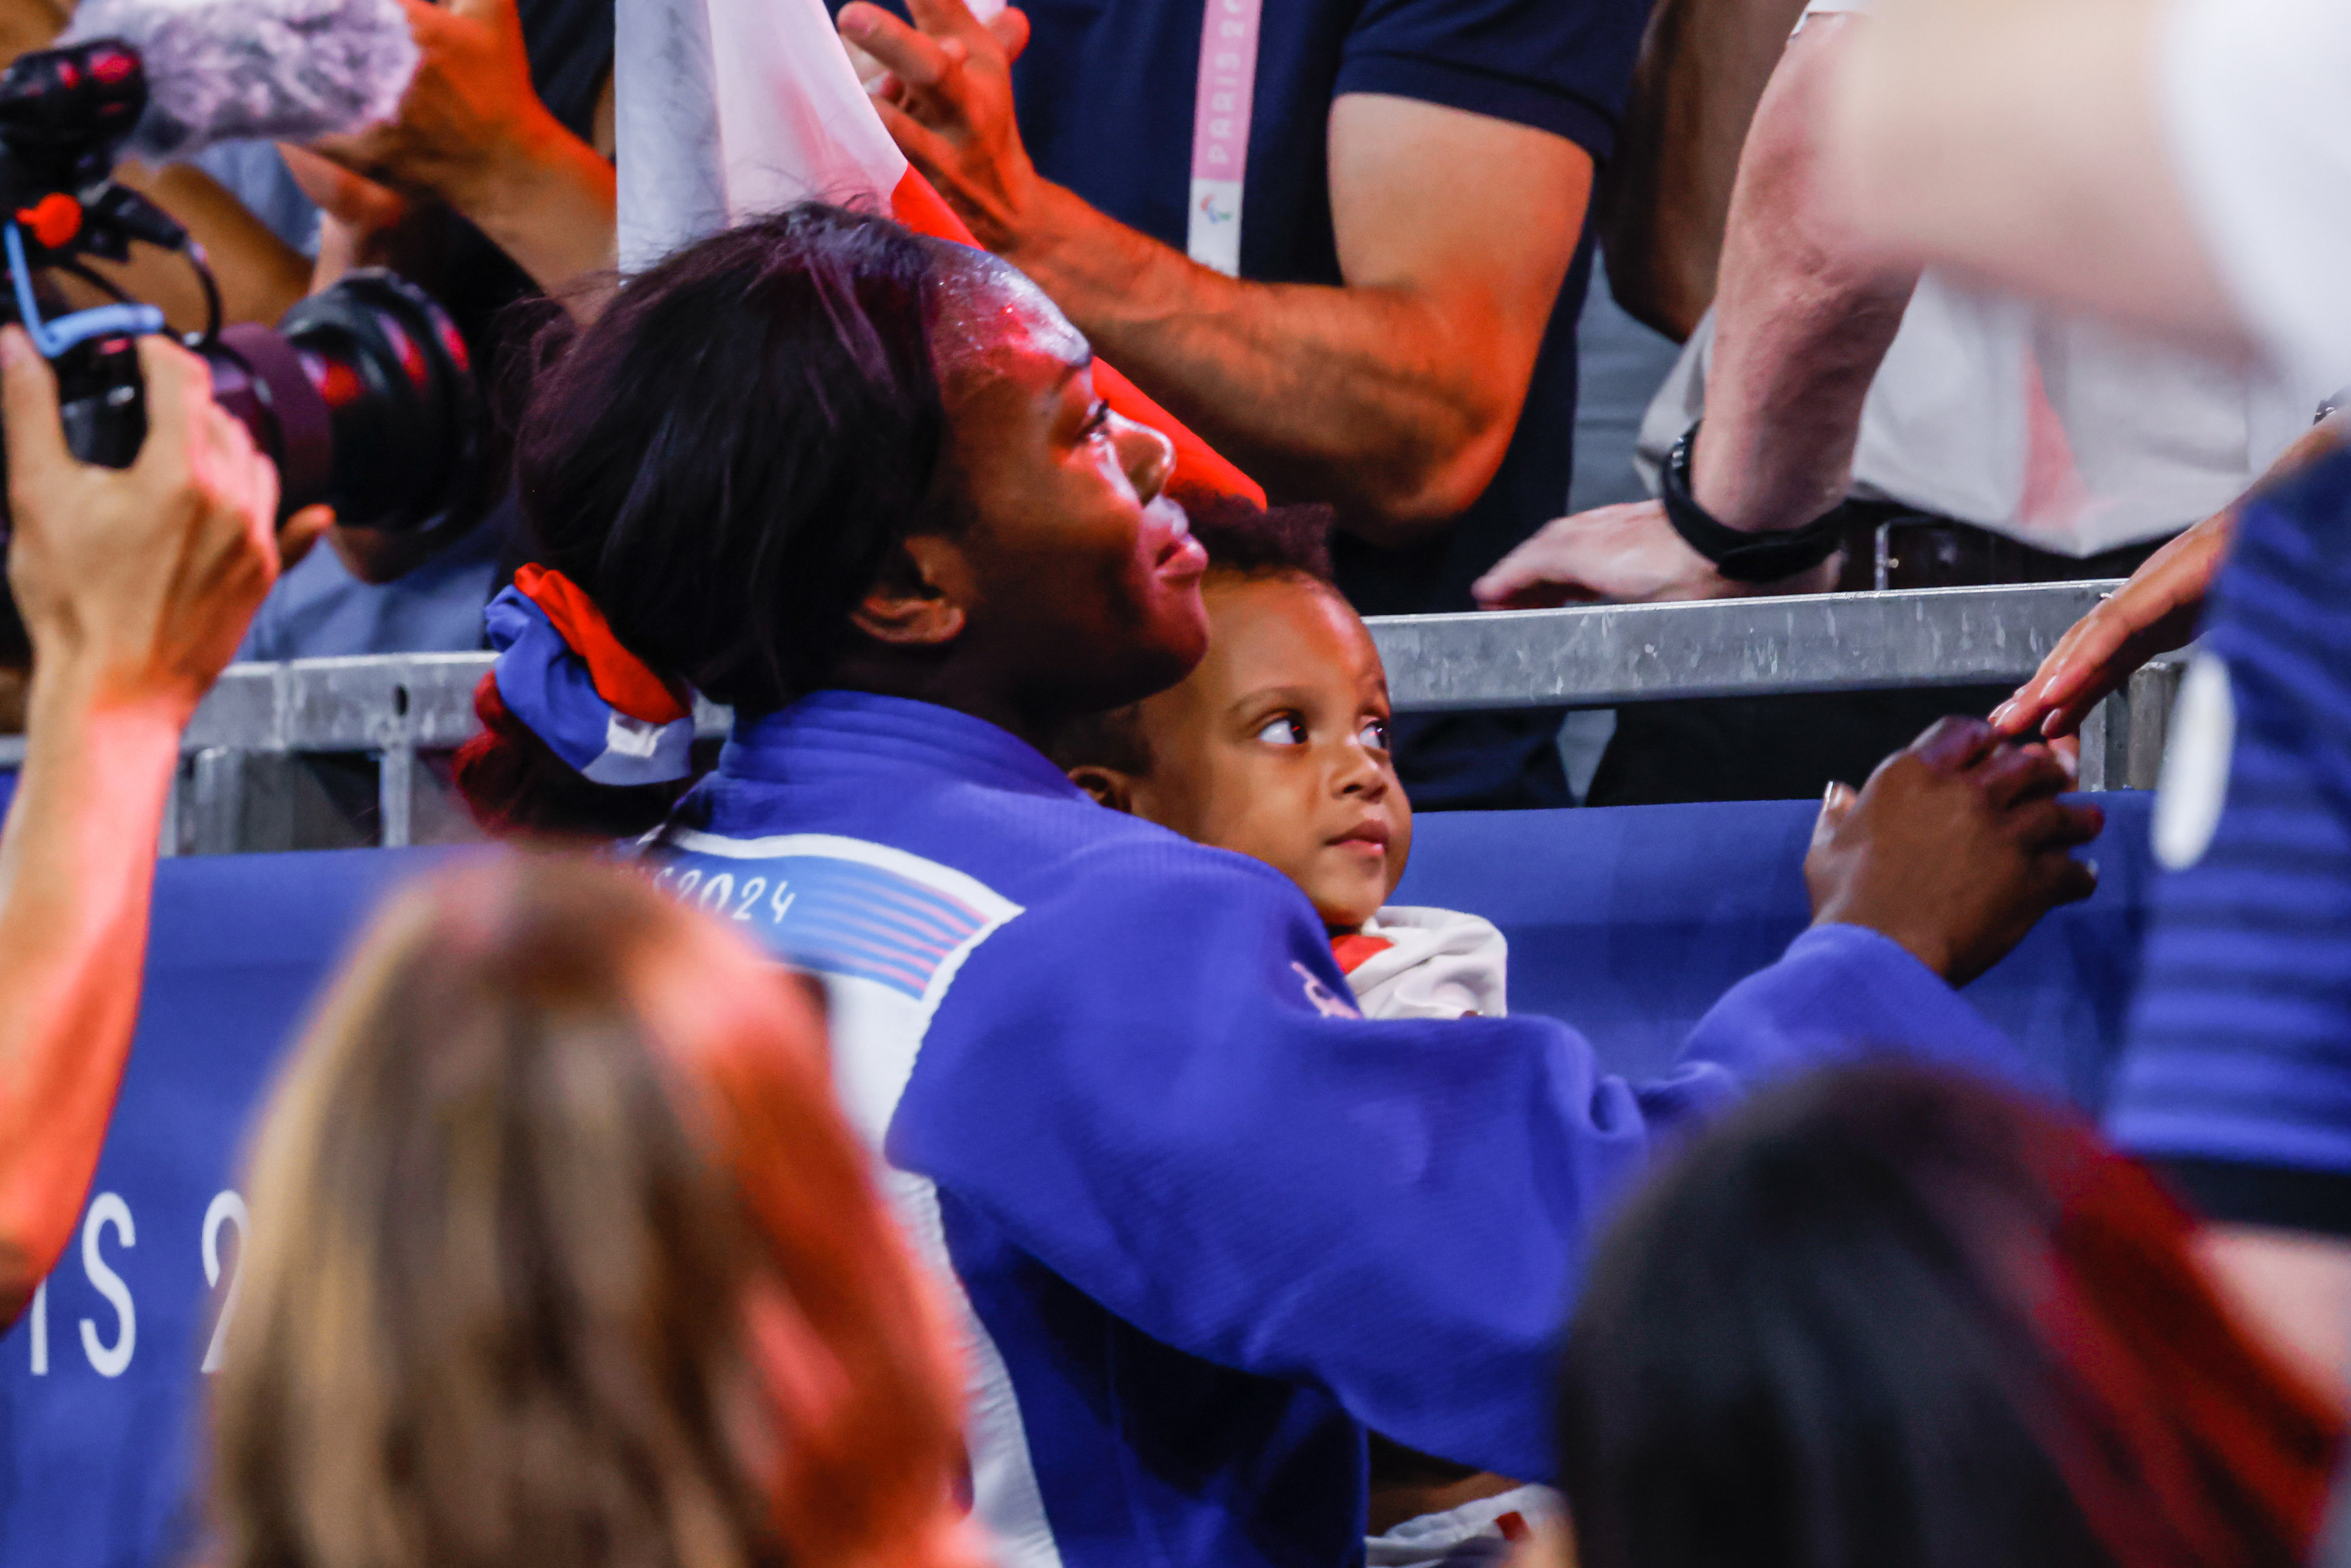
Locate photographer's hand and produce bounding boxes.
[1805,717,2102,988]
[4,332,317,714]
[0,327,316,1331]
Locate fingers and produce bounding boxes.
[2028,845,2101,911]
[1994,612,2127,736]
[276,504,335,570]
[904,0,998,50]
[1811,780,1859,854]
[129,335,213,476]
[278,143,409,229]
[1471,517,1581,607]
[1975,740,2072,810]
[1908,714,2000,772]
[2005,788,2104,851]
[988,5,1031,61]
[870,95,966,181]
[841,3,961,92]
[0,326,68,487]
[1471,561,1567,609]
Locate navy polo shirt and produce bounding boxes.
[849,0,1645,805]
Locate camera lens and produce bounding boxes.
[206,269,482,534]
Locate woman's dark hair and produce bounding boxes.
[455,203,966,836]
[519,203,958,710]
[1555,1063,2341,1568]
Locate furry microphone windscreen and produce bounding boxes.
[62,0,419,160]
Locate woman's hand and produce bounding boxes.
[1990,509,2231,741]
[1806,717,2102,987]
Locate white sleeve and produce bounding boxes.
[2161,0,2351,396]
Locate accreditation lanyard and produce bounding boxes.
[1187,0,1264,274]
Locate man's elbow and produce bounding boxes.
[1607,256,1710,344]
[1338,419,1516,548]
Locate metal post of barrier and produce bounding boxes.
[2125,660,2187,790]
[378,741,414,849]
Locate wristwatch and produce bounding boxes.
[1660,421,1850,584]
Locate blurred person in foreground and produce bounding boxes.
[1819,0,2351,1410]
[834,0,1639,809]
[0,327,317,1330]
[1471,1,2343,804]
[209,855,981,1568]
[1551,1062,2342,1568]
[453,200,2106,1568]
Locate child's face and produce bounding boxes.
[1123,574,1411,931]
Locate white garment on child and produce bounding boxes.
[1344,903,1528,1568]
[1343,906,1509,1021]
[1365,1483,1563,1568]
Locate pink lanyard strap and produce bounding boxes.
[1188,0,1263,274]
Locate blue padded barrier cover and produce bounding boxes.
[1395,793,2156,1110]
[0,847,454,1568]
[0,796,2154,1568]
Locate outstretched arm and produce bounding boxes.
[1993,410,2346,740]
[0,331,303,1328]
[1475,14,1918,608]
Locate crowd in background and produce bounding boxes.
[0,0,2346,1563]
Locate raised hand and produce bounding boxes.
[1991,510,2229,740]
[1805,716,2102,987]
[837,0,1043,254]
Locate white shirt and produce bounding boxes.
[1635,0,2328,558]
[2161,0,2351,402]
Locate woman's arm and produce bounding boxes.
[0,331,307,1327]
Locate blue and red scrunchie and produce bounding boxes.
[483,565,696,786]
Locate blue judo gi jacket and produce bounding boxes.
[642,691,2020,1568]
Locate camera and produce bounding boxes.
[0,39,480,532]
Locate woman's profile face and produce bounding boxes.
[932,257,1211,717]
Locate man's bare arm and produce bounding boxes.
[842,0,1590,544]
[1475,15,1916,607]
[1596,0,1810,341]
[1684,14,1915,534]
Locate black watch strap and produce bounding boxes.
[1661,421,1849,584]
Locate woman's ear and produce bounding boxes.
[1066,765,1139,813]
[849,536,970,647]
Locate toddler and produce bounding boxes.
[1051,506,1549,1565]
[1052,505,1507,1022]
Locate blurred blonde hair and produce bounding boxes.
[209,854,972,1568]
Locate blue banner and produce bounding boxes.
[0,796,2154,1567]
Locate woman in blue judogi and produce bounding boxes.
[467,204,2100,1568]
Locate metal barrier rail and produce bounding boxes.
[0,582,2178,853]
